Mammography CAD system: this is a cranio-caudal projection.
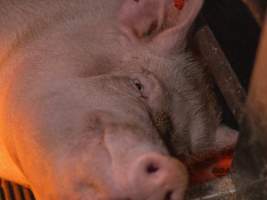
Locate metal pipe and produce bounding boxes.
[193,19,247,125]
[11,184,23,200]
[22,188,34,200]
[1,181,13,200]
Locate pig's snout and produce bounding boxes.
[127,153,188,200]
[102,126,188,199]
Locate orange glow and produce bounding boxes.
[188,150,234,185]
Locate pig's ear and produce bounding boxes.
[118,0,203,52]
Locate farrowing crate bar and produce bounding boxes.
[0,180,34,200]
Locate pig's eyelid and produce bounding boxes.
[132,78,144,92]
[129,78,148,99]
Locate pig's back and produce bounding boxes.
[0,0,121,65]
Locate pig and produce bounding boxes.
[0,0,238,199]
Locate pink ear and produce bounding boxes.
[118,0,204,52]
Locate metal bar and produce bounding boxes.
[22,188,34,200]
[1,181,14,200]
[0,179,35,200]
[186,16,249,199]
[248,16,267,116]
[193,19,247,125]
[0,180,5,200]
[0,190,4,200]
[241,0,267,26]
[11,184,23,200]
[232,15,267,199]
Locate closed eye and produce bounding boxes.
[130,78,147,99]
[133,79,144,91]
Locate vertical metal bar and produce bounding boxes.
[0,180,5,200]
[1,181,14,200]
[0,179,35,200]
[11,184,23,200]
[22,188,34,200]
[248,18,267,113]
[232,14,267,199]
[0,189,4,200]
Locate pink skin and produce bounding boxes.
[0,0,237,199]
[2,72,189,200]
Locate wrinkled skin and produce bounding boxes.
[0,0,237,199]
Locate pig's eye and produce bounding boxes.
[129,76,147,98]
[132,79,144,92]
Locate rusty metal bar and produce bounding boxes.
[0,180,4,200]
[0,179,35,200]
[241,0,267,26]
[11,184,23,200]
[1,181,14,200]
[185,16,249,199]
[248,17,267,116]
[22,187,34,200]
[232,14,267,200]
[193,19,247,125]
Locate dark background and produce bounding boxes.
[203,0,261,90]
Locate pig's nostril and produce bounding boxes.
[146,162,159,174]
[164,190,173,200]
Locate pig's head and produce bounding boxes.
[3,0,204,199]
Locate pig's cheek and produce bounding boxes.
[67,136,114,182]
[72,142,115,196]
